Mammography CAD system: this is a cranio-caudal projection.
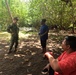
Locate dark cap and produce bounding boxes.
[13,17,18,21]
[42,19,46,22]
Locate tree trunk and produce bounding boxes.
[5,0,13,21]
[71,0,74,33]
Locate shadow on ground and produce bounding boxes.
[0,30,74,75]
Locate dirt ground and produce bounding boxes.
[0,30,75,75]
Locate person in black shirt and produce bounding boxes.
[39,19,49,53]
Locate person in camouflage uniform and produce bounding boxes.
[7,17,19,54]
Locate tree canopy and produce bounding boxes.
[0,0,76,30]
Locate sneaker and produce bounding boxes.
[41,68,48,74]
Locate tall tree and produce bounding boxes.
[5,0,13,21]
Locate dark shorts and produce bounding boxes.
[40,39,46,48]
[49,66,54,75]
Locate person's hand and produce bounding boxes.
[45,52,53,56]
[43,52,49,59]
[44,52,53,59]
[49,52,53,56]
[43,52,53,59]
[44,52,51,57]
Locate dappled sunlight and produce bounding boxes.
[24,59,29,62]
[48,42,56,47]
[34,40,41,48]
[0,0,76,73]
[31,52,36,55]
[0,31,33,40]
[0,42,8,45]
[5,45,9,48]
[48,42,61,48]
[0,32,10,40]
[19,41,25,48]
[4,55,11,59]
[14,54,25,57]
[0,30,69,75]
[0,32,8,34]
[27,74,32,75]
[19,39,41,50]
[20,0,29,2]
[4,53,26,60]
[35,45,41,48]
[48,45,53,48]
[50,33,58,35]
[0,49,2,51]
[27,62,31,66]
[19,32,32,38]
[0,72,3,74]
[4,54,14,60]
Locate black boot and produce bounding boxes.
[43,48,46,53]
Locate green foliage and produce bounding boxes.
[0,0,76,31]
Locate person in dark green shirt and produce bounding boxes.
[7,17,19,54]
